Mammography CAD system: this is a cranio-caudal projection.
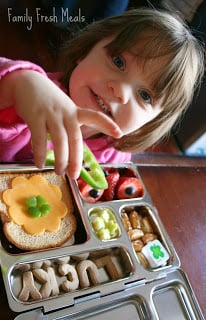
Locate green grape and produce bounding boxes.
[92,217,105,231]
[99,209,110,222]
[90,208,103,215]
[107,220,118,235]
[108,210,115,220]
[36,195,47,206]
[28,207,41,218]
[89,207,121,240]
[26,196,37,208]
[40,204,51,216]
[97,228,111,240]
[89,212,98,222]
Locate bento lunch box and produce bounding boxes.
[0,163,204,320]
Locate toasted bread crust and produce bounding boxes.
[3,214,76,250]
[0,170,76,250]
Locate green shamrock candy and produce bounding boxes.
[150,244,165,259]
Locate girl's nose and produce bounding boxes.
[107,81,130,105]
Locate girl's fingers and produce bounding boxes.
[48,117,83,179]
[67,127,83,179]
[48,128,69,175]
[77,108,123,138]
[30,122,48,169]
[30,107,122,178]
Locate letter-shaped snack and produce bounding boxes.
[94,255,122,280]
[59,264,79,292]
[30,260,51,270]
[18,271,42,301]
[32,267,59,299]
[76,260,100,288]
[54,256,71,265]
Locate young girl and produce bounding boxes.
[0,8,204,179]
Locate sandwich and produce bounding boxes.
[0,170,76,251]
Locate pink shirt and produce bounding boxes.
[0,58,131,164]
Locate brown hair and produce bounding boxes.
[60,8,205,153]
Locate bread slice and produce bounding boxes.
[0,170,76,251]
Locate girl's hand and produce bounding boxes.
[0,70,122,178]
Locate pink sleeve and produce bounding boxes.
[0,57,47,79]
[0,57,48,162]
[84,136,131,164]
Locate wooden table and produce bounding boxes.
[0,154,205,319]
[133,153,206,318]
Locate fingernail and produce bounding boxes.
[113,127,123,138]
[55,168,65,176]
[67,169,79,180]
[36,161,44,170]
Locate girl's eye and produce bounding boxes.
[112,55,125,71]
[138,89,152,104]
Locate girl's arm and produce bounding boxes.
[0,57,47,110]
[0,69,122,178]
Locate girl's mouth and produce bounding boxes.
[93,93,112,117]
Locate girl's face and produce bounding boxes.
[69,37,164,138]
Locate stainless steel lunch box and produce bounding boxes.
[0,164,204,320]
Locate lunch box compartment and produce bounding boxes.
[120,204,174,270]
[9,246,133,306]
[0,169,87,254]
[72,164,145,204]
